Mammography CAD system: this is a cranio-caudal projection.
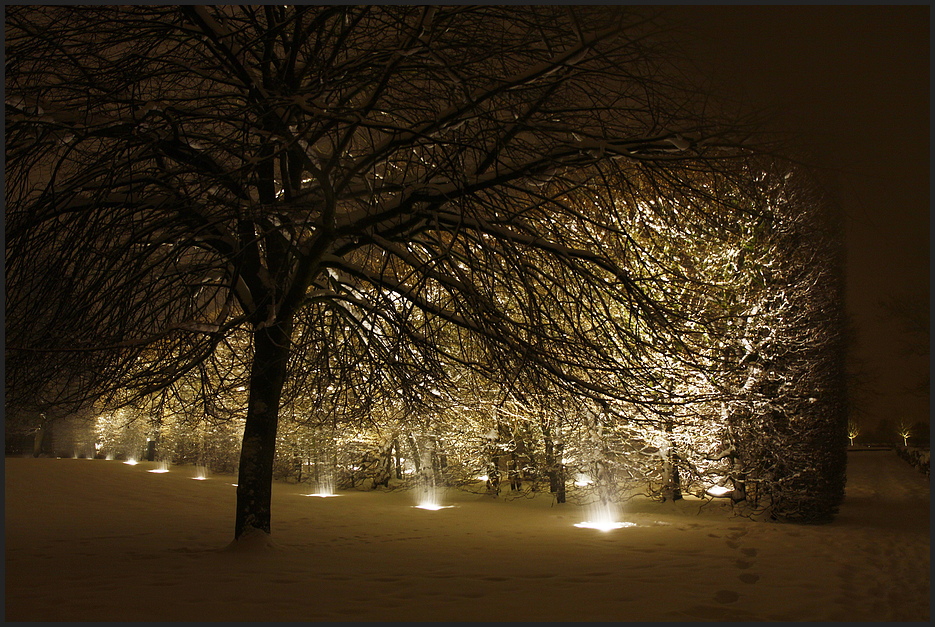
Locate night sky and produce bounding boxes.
[660,6,929,434]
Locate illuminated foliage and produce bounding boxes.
[6,6,845,535]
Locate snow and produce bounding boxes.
[5,450,929,621]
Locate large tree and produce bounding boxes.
[7,5,767,540]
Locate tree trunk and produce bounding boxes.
[554,440,566,504]
[407,434,422,474]
[486,457,500,496]
[544,433,556,491]
[393,437,403,479]
[670,450,683,501]
[509,452,522,491]
[32,426,45,458]
[234,319,293,540]
[661,421,682,502]
[371,440,392,489]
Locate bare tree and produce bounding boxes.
[7,6,762,540]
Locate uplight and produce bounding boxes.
[413,503,453,511]
[574,520,636,531]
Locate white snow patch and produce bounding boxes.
[223,527,281,553]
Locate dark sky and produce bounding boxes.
[656,6,929,432]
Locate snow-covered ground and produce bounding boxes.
[5,450,929,622]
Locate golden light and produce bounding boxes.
[706,485,733,497]
[413,503,453,511]
[147,461,170,473]
[574,520,636,531]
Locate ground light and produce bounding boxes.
[413,503,454,511]
[574,520,637,531]
[413,479,454,510]
[301,477,337,497]
[123,459,138,466]
[148,461,169,473]
[574,501,635,531]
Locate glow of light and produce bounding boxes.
[413,503,453,511]
[124,459,138,466]
[193,466,208,480]
[310,475,336,497]
[575,501,634,531]
[477,474,489,481]
[706,485,733,497]
[574,520,636,531]
[148,461,170,473]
